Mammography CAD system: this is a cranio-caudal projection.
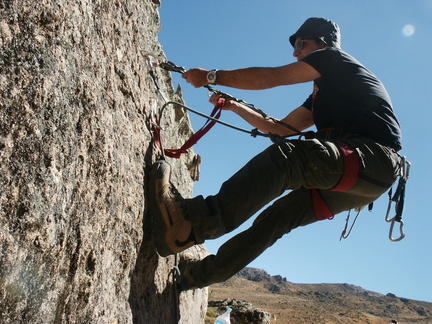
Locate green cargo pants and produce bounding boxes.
[184,137,399,288]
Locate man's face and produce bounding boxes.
[293,37,325,60]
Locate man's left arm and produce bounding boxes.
[210,94,314,136]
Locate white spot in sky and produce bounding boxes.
[402,24,415,37]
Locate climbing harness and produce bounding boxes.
[339,155,411,242]
[385,156,411,241]
[310,140,411,242]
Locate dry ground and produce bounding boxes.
[206,268,432,324]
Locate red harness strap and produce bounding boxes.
[312,141,361,220]
[153,98,226,159]
[331,141,360,192]
[312,188,335,220]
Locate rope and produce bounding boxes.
[172,253,181,322]
[154,100,306,158]
[160,101,267,137]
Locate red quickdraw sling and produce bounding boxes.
[312,140,360,220]
[152,98,226,159]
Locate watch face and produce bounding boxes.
[208,71,216,82]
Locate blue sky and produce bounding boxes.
[157,1,432,303]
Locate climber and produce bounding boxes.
[149,17,402,291]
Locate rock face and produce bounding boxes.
[0,1,207,323]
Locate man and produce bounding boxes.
[150,17,402,291]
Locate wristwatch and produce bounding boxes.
[206,69,218,85]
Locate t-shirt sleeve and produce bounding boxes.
[302,94,313,110]
[301,48,341,76]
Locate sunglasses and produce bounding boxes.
[293,38,318,50]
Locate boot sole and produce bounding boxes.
[150,160,174,257]
[150,160,194,257]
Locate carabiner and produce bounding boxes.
[159,61,186,74]
[400,156,411,181]
[384,155,411,242]
[385,183,406,242]
[144,54,159,69]
[385,198,396,223]
[388,218,405,242]
[149,98,164,130]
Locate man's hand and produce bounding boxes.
[182,68,210,88]
[209,94,241,111]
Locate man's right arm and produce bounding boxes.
[182,62,321,90]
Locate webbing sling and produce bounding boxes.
[154,98,226,158]
[312,141,360,220]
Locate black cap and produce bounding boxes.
[289,17,341,48]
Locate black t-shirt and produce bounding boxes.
[301,48,402,151]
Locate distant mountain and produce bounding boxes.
[207,267,432,323]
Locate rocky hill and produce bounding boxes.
[207,267,432,324]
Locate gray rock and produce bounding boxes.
[0,1,207,323]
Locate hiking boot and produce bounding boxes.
[149,160,196,257]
